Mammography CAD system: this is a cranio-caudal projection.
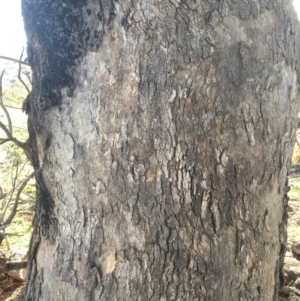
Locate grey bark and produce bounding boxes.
[21,0,300,300]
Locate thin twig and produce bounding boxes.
[22,71,32,85]
[18,49,30,94]
[0,105,13,134]
[0,70,13,134]
[0,121,29,154]
[0,120,11,138]
[0,124,28,131]
[0,69,4,97]
[10,164,19,203]
[0,163,19,225]
[0,121,27,149]
[0,55,29,66]
[19,191,35,199]
[3,172,34,226]
[2,105,22,110]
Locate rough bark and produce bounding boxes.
[22,0,300,300]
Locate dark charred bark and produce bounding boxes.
[22,0,300,300]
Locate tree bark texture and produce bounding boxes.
[22,0,300,300]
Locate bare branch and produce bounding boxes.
[3,172,34,226]
[18,49,30,94]
[3,105,22,110]
[0,233,22,236]
[0,163,19,225]
[6,260,28,271]
[0,254,27,273]
[0,69,4,87]
[0,70,13,134]
[0,138,11,145]
[0,124,28,131]
[0,105,13,134]
[0,55,29,66]
[0,120,11,138]
[0,193,7,201]
[22,71,32,85]
[0,121,31,160]
[0,225,10,231]
[16,159,30,180]
[20,191,35,200]
[0,69,5,103]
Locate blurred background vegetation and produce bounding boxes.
[0,60,34,252]
[2,62,30,107]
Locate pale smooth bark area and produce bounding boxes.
[22,0,300,300]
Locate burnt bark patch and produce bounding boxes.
[22,0,117,113]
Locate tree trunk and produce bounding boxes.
[21,0,300,300]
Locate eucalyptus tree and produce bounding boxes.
[22,0,300,300]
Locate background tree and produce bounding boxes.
[21,0,300,300]
[0,61,34,298]
[0,65,33,242]
[0,53,31,107]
